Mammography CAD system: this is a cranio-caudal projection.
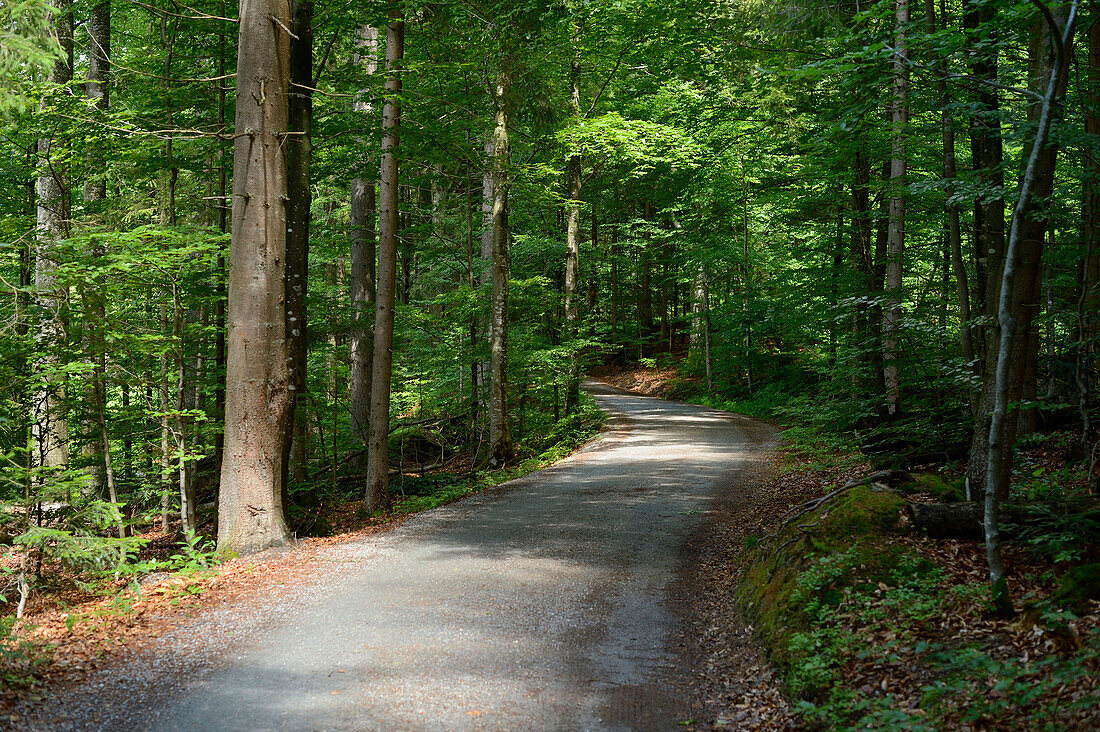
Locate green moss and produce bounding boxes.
[912,473,964,502]
[737,485,908,661]
[1054,563,1100,612]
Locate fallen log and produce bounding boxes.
[908,498,1100,540]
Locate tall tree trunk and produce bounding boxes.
[283,0,313,493]
[33,0,73,473]
[364,12,403,512]
[563,13,583,414]
[349,25,379,447]
[488,61,515,466]
[969,3,1074,501]
[926,0,975,378]
[851,149,875,394]
[883,0,909,415]
[1082,16,1100,492]
[983,1,1078,617]
[84,0,109,204]
[216,0,294,553]
[214,0,229,477]
[81,0,111,495]
[638,201,653,357]
[963,0,1009,498]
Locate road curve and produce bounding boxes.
[29,381,777,731]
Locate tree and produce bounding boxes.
[364,10,404,513]
[32,0,72,473]
[216,0,295,553]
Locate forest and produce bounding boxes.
[1,0,1099,728]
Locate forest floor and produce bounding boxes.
[5,381,797,730]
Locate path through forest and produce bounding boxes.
[26,382,780,731]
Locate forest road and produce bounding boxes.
[29,381,778,732]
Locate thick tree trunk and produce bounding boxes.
[214,6,229,477]
[216,0,294,553]
[364,12,403,512]
[33,0,73,473]
[488,63,515,466]
[283,0,313,493]
[882,0,909,415]
[349,25,379,446]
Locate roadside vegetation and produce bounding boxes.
[601,360,1100,729]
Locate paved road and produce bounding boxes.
[32,382,775,731]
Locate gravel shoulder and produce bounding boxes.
[16,381,794,731]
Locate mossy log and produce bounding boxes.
[908,499,1100,540]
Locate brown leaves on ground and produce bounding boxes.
[0,515,399,713]
[591,363,686,398]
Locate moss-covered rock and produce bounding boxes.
[737,484,909,662]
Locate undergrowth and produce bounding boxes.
[738,481,1100,729]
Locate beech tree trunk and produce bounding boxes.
[216,0,294,553]
[488,61,515,466]
[969,4,1073,502]
[983,2,1078,617]
[283,0,313,491]
[364,12,403,512]
[563,13,583,415]
[84,0,109,203]
[32,0,73,473]
[882,0,909,415]
[349,25,379,446]
[926,0,975,378]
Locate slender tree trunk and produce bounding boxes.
[172,283,195,534]
[964,0,1009,499]
[33,0,73,473]
[283,0,313,495]
[81,0,111,495]
[638,201,653,357]
[216,0,295,553]
[563,13,583,414]
[364,12,403,512]
[883,0,909,415]
[488,61,515,466]
[983,1,1078,617]
[158,302,172,531]
[927,0,975,378]
[84,0,109,204]
[349,25,379,447]
[1083,17,1100,492]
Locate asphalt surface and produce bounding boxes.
[31,381,775,731]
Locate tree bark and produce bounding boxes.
[349,25,379,447]
[84,0,109,203]
[563,13,583,414]
[983,1,1078,617]
[33,0,73,473]
[488,61,515,466]
[926,0,976,378]
[364,12,403,512]
[283,0,313,494]
[216,0,295,553]
[882,0,909,415]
